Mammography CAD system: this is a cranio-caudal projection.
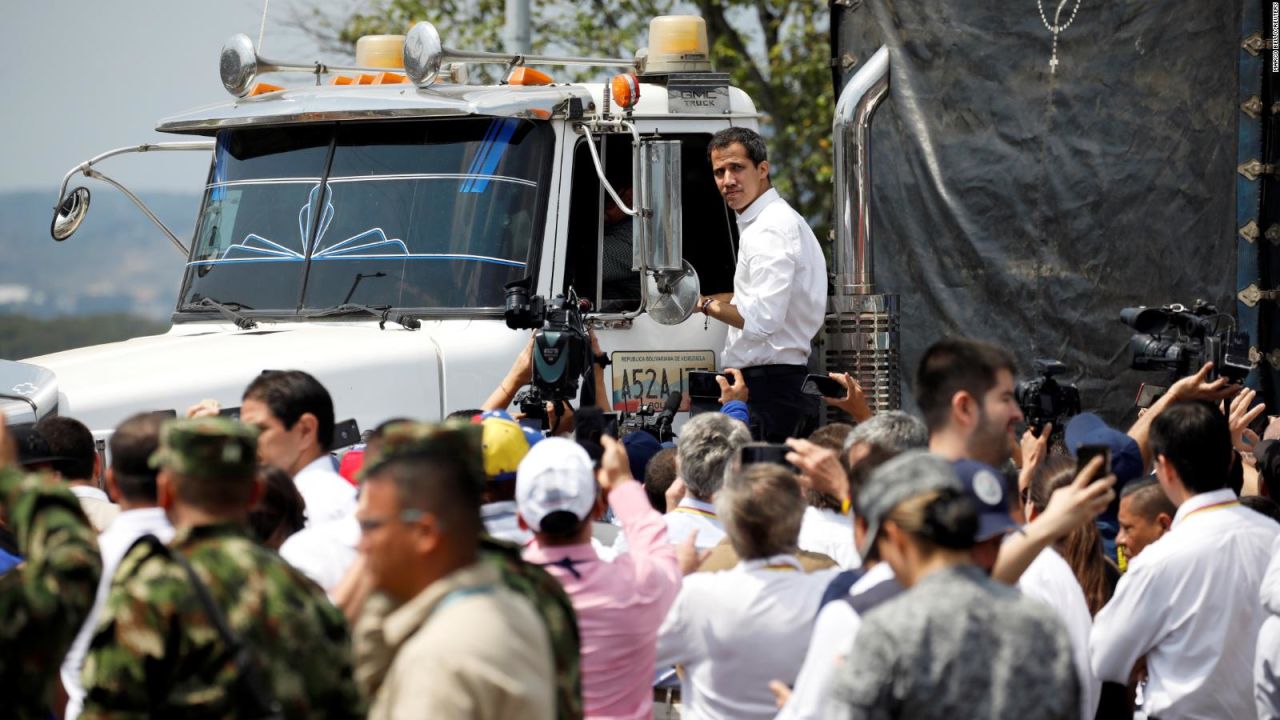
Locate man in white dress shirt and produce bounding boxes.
[697,127,827,442]
[59,412,174,719]
[656,463,837,719]
[1091,400,1279,719]
[239,370,356,527]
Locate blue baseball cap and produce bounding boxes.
[623,431,662,482]
[952,459,1019,542]
[1064,413,1143,484]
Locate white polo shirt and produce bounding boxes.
[722,188,827,369]
[1091,488,1279,719]
[293,455,357,527]
[279,512,359,595]
[656,554,838,719]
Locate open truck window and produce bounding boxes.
[181,117,554,315]
[563,132,738,312]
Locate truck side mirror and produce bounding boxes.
[51,186,91,241]
[638,140,683,272]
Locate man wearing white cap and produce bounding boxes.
[517,436,681,720]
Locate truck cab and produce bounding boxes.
[4,17,760,445]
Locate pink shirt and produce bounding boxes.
[523,481,681,720]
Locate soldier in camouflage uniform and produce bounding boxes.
[80,418,363,718]
[0,415,102,718]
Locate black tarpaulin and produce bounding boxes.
[835,1,1241,424]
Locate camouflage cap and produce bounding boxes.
[359,420,484,484]
[149,417,259,480]
[856,450,962,560]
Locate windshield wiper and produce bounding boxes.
[304,303,421,330]
[180,298,258,330]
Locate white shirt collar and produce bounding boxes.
[737,553,803,573]
[69,485,110,503]
[103,507,170,537]
[735,187,780,228]
[1171,488,1239,528]
[296,454,338,478]
[676,497,717,515]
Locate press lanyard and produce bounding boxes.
[1181,499,1240,522]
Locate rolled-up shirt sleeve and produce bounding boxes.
[735,227,798,340]
[1090,562,1165,683]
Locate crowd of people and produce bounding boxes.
[2,127,1280,720]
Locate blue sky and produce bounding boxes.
[0,1,323,195]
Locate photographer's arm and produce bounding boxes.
[482,338,535,411]
[993,457,1114,585]
[1126,362,1240,469]
[590,329,611,412]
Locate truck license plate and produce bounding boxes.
[610,350,716,413]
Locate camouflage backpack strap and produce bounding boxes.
[163,542,283,720]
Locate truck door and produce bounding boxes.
[562,131,739,414]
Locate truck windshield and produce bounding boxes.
[180,117,553,314]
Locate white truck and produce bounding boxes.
[2,15,897,447]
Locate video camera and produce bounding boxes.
[618,391,681,443]
[1119,301,1252,385]
[1015,359,1081,436]
[504,278,593,427]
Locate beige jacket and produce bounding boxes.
[356,561,555,720]
[70,486,119,533]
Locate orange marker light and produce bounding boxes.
[507,67,554,86]
[248,82,285,96]
[610,73,640,111]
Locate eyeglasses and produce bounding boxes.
[357,508,425,534]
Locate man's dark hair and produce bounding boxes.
[109,412,165,503]
[243,370,335,449]
[1228,451,1245,496]
[445,409,484,422]
[249,464,308,545]
[1148,400,1233,495]
[1119,476,1177,520]
[369,445,485,542]
[1240,494,1280,525]
[848,443,901,563]
[36,416,96,480]
[807,423,855,511]
[643,447,679,512]
[707,126,768,166]
[914,338,1018,433]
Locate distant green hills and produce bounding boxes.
[0,190,200,320]
[0,312,170,360]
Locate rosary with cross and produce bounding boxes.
[1038,0,1083,75]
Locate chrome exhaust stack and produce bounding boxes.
[826,46,900,413]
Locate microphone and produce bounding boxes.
[654,391,682,440]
